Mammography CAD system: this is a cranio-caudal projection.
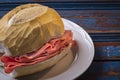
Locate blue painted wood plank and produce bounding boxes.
[57,10,120,32]
[94,42,120,60]
[0,0,119,3]
[90,33,120,42]
[79,76,120,80]
[97,77,120,80]
[76,61,120,80]
[0,2,120,10]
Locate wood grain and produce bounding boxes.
[0,0,119,3]
[0,2,120,10]
[94,42,120,60]
[90,33,120,42]
[76,61,120,80]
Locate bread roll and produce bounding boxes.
[0,4,64,56]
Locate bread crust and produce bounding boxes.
[0,4,64,56]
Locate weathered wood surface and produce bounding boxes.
[0,0,119,3]
[0,2,120,10]
[76,61,120,80]
[0,1,120,80]
[94,42,120,60]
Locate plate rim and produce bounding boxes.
[48,18,95,80]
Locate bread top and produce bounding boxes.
[0,4,64,56]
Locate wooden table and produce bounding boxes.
[0,0,120,80]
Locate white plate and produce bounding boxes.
[0,18,94,80]
[48,18,94,80]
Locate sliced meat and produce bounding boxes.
[0,30,73,73]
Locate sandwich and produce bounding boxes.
[0,4,74,77]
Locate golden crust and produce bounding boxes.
[0,4,64,56]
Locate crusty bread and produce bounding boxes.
[0,4,64,56]
[8,44,71,78]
